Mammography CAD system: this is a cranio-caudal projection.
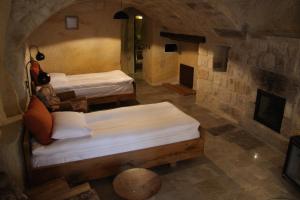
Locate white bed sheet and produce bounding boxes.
[32,102,200,167]
[49,70,134,97]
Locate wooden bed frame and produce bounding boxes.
[86,82,136,106]
[23,126,205,187]
[32,81,136,106]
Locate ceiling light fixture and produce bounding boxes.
[135,15,143,20]
[113,0,129,19]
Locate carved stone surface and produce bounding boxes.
[197,36,300,138]
[3,0,300,117]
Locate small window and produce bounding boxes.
[165,44,178,52]
[213,45,230,72]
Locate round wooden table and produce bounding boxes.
[113,168,161,200]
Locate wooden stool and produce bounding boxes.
[113,168,161,200]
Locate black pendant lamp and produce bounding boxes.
[35,50,45,61]
[29,45,45,61]
[113,0,128,19]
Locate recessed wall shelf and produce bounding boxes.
[213,45,230,72]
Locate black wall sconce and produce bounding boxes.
[29,45,45,61]
[26,45,46,96]
[113,0,128,19]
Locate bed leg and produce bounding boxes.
[170,162,177,168]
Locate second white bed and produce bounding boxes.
[32,102,200,168]
[49,70,134,97]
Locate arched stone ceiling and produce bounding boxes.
[8,0,76,48]
[8,0,240,48]
[125,0,239,42]
[215,0,300,38]
[2,0,77,116]
[8,0,300,48]
[3,0,300,115]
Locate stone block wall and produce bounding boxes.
[196,36,300,142]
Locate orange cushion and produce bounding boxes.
[24,96,54,145]
[30,60,40,85]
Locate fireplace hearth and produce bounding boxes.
[254,89,286,133]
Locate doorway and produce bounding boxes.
[134,15,144,73]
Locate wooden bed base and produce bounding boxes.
[32,81,136,106]
[23,126,205,187]
[87,82,136,106]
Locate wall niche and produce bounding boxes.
[213,45,230,72]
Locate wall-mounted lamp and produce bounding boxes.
[26,45,47,96]
[29,45,45,61]
[113,0,128,19]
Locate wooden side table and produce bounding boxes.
[113,168,161,200]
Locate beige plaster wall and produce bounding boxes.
[27,0,121,75]
[143,25,200,87]
[179,42,199,89]
[143,20,179,85]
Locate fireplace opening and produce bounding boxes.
[254,89,286,133]
[180,64,194,89]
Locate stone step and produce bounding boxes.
[60,183,91,200]
[28,178,70,200]
[27,178,96,200]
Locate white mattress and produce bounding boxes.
[49,70,134,97]
[32,102,200,167]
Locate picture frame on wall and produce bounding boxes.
[65,16,79,30]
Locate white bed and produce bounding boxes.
[32,102,200,168]
[49,70,134,98]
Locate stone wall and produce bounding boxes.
[196,36,300,149]
[1,0,300,186]
[4,0,300,116]
[0,0,12,123]
[3,0,76,117]
[0,121,23,188]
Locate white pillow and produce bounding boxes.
[51,112,91,140]
[50,73,67,82]
[50,73,66,79]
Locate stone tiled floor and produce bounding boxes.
[91,79,300,200]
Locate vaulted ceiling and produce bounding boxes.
[5,0,300,97]
[125,0,300,40]
[8,0,300,47]
[2,0,300,116]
